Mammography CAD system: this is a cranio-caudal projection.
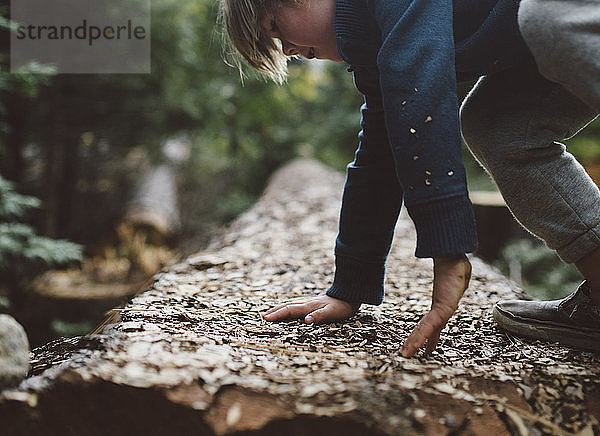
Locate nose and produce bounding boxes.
[281,40,299,56]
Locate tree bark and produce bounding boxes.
[2,159,599,436]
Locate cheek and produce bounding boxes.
[276,9,315,45]
[280,24,310,46]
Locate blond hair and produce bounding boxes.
[219,0,297,83]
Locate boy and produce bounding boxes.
[220,0,600,357]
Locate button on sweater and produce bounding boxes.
[326,0,531,305]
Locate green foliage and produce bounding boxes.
[0,177,40,218]
[495,239,583,300]
[565,118,600,163]
[50,319,94,337]
[0,4,55,120]
[0,61,55,96]
[0,176,82,274]
[0,296,9,310]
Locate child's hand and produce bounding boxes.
[400,254,472,358]
[262,295,361,324]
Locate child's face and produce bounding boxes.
[262,0,342,62]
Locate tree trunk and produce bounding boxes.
[3,92,26,184]
[41,84,59,238]
[123,164,180,238]
[2,159,599,436]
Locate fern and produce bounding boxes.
[23,237,83,265]
[0,178,41,219]
[0,175,83,275]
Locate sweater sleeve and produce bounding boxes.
[370,0,478,258]
[326,77,403,306]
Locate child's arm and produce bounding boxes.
[263,97,401,323]
[263,94,401,324]
[344,0,478,356]
[325,97,404,306]
[368,0,479,257]
[401,254,472,357]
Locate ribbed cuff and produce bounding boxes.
[326,255,385,305]
[407,195,478,258]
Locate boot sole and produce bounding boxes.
[493,305,600,352]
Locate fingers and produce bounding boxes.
[263,299,305,316]
[263,300,323,322]
[425,327,442,354]
[401,310,445,358]
[263,303,312,321]
[263,296,359,324]
[401,315,435,358]
[305,305,339,324]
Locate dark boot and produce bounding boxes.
[493,281,600,351]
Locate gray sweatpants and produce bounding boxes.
[460,0,600,264]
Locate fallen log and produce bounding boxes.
[2,159,599,435]
[21,164,180,346]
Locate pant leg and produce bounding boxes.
[518,0,600,112]
[461,61,600,263]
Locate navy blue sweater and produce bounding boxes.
[326,0,531,305]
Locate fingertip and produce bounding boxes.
[263,308,284,321]
[400,343,410,358]
[263,305,281,317]
[305,314,314,324]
